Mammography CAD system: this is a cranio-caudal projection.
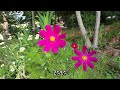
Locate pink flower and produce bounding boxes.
[38,24,66,54]
[72,45,98,72]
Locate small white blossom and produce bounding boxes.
[27,35,33,41]
[45,53,51,57]
[35,21,40,27]
[25,28,29,31]
[16,25,20,28]
[112,15,116,18]
[2,46,6,48]
[0,42,5,45]
[18,37,23,40]
[28,58,31,61]
[12,62,15,65]
[35,34,39,40]
[10,65,15,72]
[19,55,25,59]
[8,36,12,40]
[1,64,4,68]
[20,47,26,52]
[106,16,111,19]
[40,76,43,78]
[20,33,24,36]
[29,35,33,37]
[11,25,16,27]
[0,34,3,41]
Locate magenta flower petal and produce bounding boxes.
[75,61,82,68]
[72,56,80,61]
[74,49,82,56]
[58,33,66,39]
[88,50,96,56]
[51,44,59,53]
[43,43,51,52]
[53,24,61,35]
[45,24,53,33]
[39,30,48,38]
[90,57,98,62]
[38,24,66,54]
[82,45,87,54]
[83,62,87,72]
[87,61,94,69]
[59,40,66,48]
[38,40,47,46]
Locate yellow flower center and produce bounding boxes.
[82,56,87,61]
[50,36,55,42]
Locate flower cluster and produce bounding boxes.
[37,24,98,72]
[20,47,26,52]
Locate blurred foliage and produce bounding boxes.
[0,11,120,34]
[36,11,54,29]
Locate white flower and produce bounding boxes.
[40,76,43,78]
[0,34,4,41]
[20,33,24,36]
[35,21,39,25]
[12,62,15,65]
[45,53,51,57]
[0,23,3,26]
[10,65,15,72]
[28,58,31,61]
[21,24,27,28]
[106,16,111,19]
[11,25,16,27]
[18,37,23,40]
[35,34,39,40]
[2,46,6,48]
[8,36,12,40]
[29,35,33,37]
[19,55,25,59]
[10,68,15,72]
[27,35,33,41]
[25,28,29,31]
[6,45,8,47]
[16,25,20,28]
[20,47,26,52]
[35,22,40,27]
[112,15,116,18]
[0,42,5,45]
[1,64,4,68]
[18,65,24,70]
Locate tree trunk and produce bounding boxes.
[32,11,36,31]
[75,11,92,48]
[93,11,101,48]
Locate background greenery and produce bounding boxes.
[0,11,120,79]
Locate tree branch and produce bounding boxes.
[93,11,101,48]
[75,11,92,48]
